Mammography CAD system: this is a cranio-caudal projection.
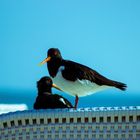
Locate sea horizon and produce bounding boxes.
[0,88,140,110]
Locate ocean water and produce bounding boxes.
[0,89,140,111]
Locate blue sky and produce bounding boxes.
[0,0,140,94]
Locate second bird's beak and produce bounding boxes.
[52,84,62,91]
[39,56,51,66]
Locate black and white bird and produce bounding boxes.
[34,76,73,109]
[40,48,127,109]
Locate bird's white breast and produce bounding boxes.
[52,66,110,97]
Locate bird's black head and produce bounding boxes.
[47,48,62,60]
[37,76,52,94]
[37,76,61,95]
[39,48,63,77]
[39,48,62,65]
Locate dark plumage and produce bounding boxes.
[40,48,127,108]
[61,60,127,91]
[34,76,73,109]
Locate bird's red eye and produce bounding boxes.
[54,51,58,55]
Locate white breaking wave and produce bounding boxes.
[0,104,28,115]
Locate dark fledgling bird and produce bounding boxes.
[39,48,127,109]
[34,76,73,109]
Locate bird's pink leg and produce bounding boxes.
[74,95,79,109]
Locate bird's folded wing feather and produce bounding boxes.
[62,60,117,86]
[54,94,73,108]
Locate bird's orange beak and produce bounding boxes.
[52,84,62,91]
[38,56,51,66]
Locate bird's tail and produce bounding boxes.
[111,81,127,91]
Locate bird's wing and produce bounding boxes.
[54,94,73,108]
[62,60,126,90]
[60,97,73,108]
[62,60,109,84]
